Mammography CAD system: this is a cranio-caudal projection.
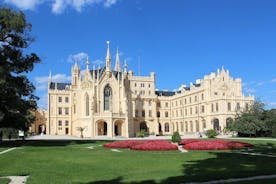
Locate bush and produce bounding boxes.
[183,139,253,150]
[171,131,181,143]
[272,125,276,138]
[205,129,219,138]
[136,130,146,137]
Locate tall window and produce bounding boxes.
[58,97,62,103]
[157,111,160,117]
[104,85,112,111]
[165,123,170,132]
[201,105,205,113]
[236,102,240,111]
[85,93,89,116]
[65,97,69,103]
[58,107,62,115]
[216,103,219,112]
[228,102,231,111]
[165,111,169,117]
[65,107,69,115]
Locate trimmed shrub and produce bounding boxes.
[104,140,144,148]
[179,139,200,145]
[131,140,178,151]
[183,139,253,150]
[205,129,219,138]
[171,131,181,143]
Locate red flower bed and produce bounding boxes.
[104,140,178,151]
[131,140,178,151]
[104,140,144,148]
[183,139,253,150]
[179,139,200,145]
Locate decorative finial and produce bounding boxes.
[114,47,121,72]
[106,40,111,72]
[86,55,90,71]
[124,59,128,73]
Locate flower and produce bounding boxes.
[183,139,253,150]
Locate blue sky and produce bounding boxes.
[2,0,276,109]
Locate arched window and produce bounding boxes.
[165,123,170,132]
[85,93,89,116]
[104,85,112,111]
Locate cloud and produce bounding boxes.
[103,0,117,8]
[67,52,88,65]
[271,78,276,83]
[35,73,71,91]
[244,87,256,94]
[4,0,43,10]
[37,93,48,109]
[4,0,119,13]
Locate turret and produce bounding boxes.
[105,41,111,73]
[114,47,121,72]
[71,59,80,85]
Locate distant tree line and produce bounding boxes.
[229,100,276,137]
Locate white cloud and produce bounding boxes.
[244,87,256,94]
[4,0,43,10]
[35,73,71,91]
[103,0,117,8]
[271,78,276,83]
[4,0,119,13]
[37,93,48,109]
[67,52,88,65]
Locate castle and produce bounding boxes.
[47,42,254,137]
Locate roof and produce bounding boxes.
[155,91,176,96]
[49,82,71,90]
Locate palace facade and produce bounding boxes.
[47,42,254,138]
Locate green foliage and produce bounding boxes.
[272,125,276,138]
[171,131,181,143]
[205,129,219,138]
[0,7,40,130]
[231,100,276,137]
[136,130,145,137]
[0,127,18,138]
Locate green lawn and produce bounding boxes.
[0,178,10,184]
[0,139,275,184]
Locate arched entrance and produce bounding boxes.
[158,123,162,135]
[97,121,107,136]
[140,121,148,132]
[213,118,220,131]
[38,124,46,134]
[114,120,123,136]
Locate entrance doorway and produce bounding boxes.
[213,119,220,131]
[98,121,108,136]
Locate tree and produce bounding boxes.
[76,127,86,138]
[230,100,276,137]
[0,7,40,131]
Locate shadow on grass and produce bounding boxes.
[77,142,276,184]
[0,140,101,148]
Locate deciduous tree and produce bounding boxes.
[0,7,40,130]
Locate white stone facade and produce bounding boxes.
[47,42,254,138]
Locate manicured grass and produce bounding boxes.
[0,139,275,184]
[0,178,10,184]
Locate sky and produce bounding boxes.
[2,0,276,109]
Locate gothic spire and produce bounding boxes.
[114,47,121,72]
[105,41,111,72]
[86,55,90,71]
[123,59,128,73]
